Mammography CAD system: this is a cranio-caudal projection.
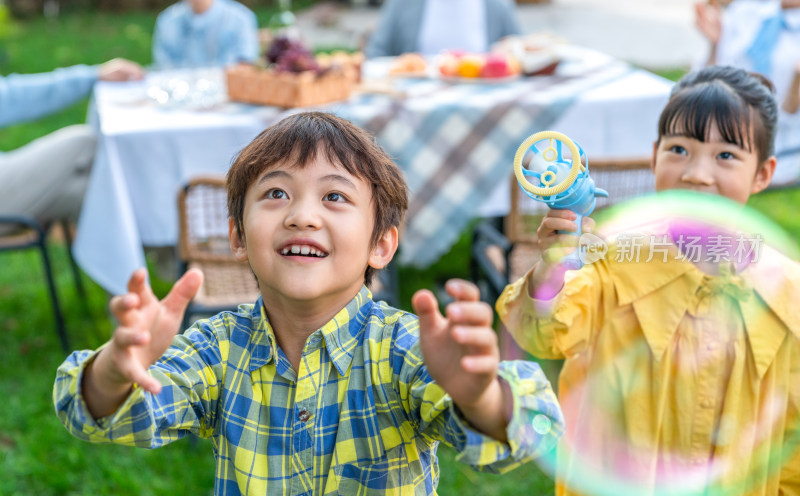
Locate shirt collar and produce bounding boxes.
[607,243,799,378]
[248,287,375,376]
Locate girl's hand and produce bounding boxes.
[530,209,595,300]
[536,209,595,267]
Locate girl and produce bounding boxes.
[498,66,800,495]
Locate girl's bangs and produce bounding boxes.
[659,82,753,151]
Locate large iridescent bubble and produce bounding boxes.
[530,190,800,496]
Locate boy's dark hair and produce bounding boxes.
[226,111,409,285]
[657,65,778,165]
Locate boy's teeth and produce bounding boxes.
[283,244,325,257]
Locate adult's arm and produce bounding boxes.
[365,0,405,59]
[0,64,99,128]
[487,0,522,42]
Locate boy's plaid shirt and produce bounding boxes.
[55,287,563,495]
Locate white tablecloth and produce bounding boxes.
[74,50,672,295]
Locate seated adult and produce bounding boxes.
[152,0,259,69]
[0,59,143,233]
[696,0,800,185]
[365,0,521,58]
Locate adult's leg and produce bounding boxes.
[0,125,97,228]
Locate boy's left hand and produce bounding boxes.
[413,280,508,439]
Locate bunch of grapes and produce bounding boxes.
[266,36,320,74]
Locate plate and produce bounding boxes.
[388,71,432,80]
[437,73,522,84]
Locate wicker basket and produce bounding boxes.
[225,65,357,108]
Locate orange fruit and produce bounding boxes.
[457,55,485,78]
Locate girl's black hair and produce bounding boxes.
[657,65,778,163]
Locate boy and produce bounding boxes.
[55,112,563,495]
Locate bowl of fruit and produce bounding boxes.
[226,36,360,108]
[436,51,522,83]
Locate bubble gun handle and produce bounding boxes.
[513,131,609,270]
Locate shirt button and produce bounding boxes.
[298,410,311,422]
[700,398,712,409]
[532,414,551,435]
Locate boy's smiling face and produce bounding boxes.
[652,123,775,205]
[230,153,397,309]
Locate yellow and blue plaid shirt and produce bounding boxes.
[55,286,563,495]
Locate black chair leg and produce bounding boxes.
[60,219,86,299]
[38,237,69,352]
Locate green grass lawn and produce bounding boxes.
[3,8,800,495]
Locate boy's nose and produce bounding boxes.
[284,198,322,229]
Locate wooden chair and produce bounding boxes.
[177,175,400,330]
[177,176,260,329]
[0,216,86,352]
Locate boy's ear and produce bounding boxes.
[368,226,399,270]
[229,218,248,261]
[751,156,776,195]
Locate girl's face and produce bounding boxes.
[651,122,775,204]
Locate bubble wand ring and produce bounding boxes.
[513,130,584,197]
[512,130,608,270]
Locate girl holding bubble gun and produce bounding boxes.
[497,65,800,495]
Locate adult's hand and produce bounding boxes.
[695,1,723,44]
[99,58,145,82]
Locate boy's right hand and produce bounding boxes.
[83,268,202,418]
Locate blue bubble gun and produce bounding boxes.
[513,131,609,270]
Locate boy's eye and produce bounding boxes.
[266,188,287,199]
[718,151,735,160]
[324,192,346,202]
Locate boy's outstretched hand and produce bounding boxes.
[412,279,510,442]
[82,268,203,419]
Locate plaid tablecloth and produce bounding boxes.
[335,60,636,267]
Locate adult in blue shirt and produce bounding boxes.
[365,0,521,58]
[152,0,260,69]
[0,59,143,233]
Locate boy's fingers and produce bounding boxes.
[127,268,157,306]
[451,326,498,350]
[109,294,141,327]
[113,326,149,348]
[461,355,499,374]
[109,293,139,314]
[446,301,493,326]
[411,289,444,333]
[126,364,161,395]
[444,279,480,302]
[161,269,203,317]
